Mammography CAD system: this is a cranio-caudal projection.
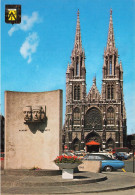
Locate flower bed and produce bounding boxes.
[54,155,82,164]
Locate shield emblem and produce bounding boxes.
[8,9,17,21]
[5,5,21,24]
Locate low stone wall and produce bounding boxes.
[78,160,101,173]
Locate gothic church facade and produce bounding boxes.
[64,10,127,152]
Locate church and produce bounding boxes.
[63,10,127,152]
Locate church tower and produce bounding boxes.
[101,9,127,147]
[63,10,127,152]
[65,10,86,150]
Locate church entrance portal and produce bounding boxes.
[72,138,80,151]
[86,140,100,152]
[87,145,99,152]
[85,132,102,152]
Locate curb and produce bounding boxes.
[3,169,62,176]
[10,176,108,187]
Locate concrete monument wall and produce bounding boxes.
[78,161,101,173]
[5,90,63,170]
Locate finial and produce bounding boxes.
[93,76,96,85]
[110,8,112,15]
[77,9,80,16]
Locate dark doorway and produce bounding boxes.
[85,132,102,151]
[106,138,115,149]
[72,138,80,151]
[87,145,99,152]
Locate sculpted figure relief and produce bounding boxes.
[32,106,42,121]
[41,107,45,121]
[23,106,32,121]
[23,105,46,122]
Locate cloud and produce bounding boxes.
[8,12,40,36]
[20,32,39,63]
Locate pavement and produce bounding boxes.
[1,170,135,194]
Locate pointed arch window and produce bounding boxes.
[106,138,115,149]
[78,86,80,100]
[107,107,115,125]
[109,56,112,75]
[76,57,79,75]
[74,85,80,100]
[80,57,82,67]
[73,107,81,125]
[72,138,80,151]
[107,86,110,99]
[74,86,77,100]
[114,56,116,75]
[111,85,114,99]
[107,85,114,99]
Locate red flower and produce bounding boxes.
[54,155,82,164]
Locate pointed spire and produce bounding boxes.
[73,9,82,52]
[107,9,115,51]
[93,76,96,85]
[120,60,123,72]
[66,62,70,73]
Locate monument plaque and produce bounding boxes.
[5,90,63,170]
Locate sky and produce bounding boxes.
[1,0,135,135]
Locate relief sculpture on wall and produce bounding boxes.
[23,105,46,123]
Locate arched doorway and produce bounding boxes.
[106,138,115,149]
[85,132,102,152]
[72,138,80,151]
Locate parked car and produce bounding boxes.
[113,152,128,160]
[62,151,74,156]
[83,154,124,172]
[129,152,135,157]
[105,148,112,152]
[91,152,114,159]
[121,152,131,158]
[73,151,84,159]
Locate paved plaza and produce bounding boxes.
[1,170,135,194]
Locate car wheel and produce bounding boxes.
[104,166,113,172]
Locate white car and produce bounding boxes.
[62,151,74,156]
[91,152,114,159]
[120,152,131,158]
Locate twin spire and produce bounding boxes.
[73,9,115,53]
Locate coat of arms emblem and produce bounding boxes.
[5,5,21,24]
